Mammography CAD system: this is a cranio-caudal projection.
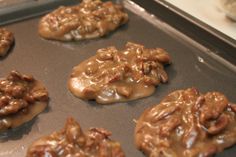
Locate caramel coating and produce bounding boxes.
[135,88,236,157]
[38,0,128,41]
[68,42,171,104]
[26,118,125,157]
[0,71,49,132]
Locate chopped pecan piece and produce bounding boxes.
[199,92,228,124]
[116,86,133,97]
[82,86,98,99]
[207,114,229,135]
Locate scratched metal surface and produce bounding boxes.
[0,0,236,156]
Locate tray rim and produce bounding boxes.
[154,0,236,48]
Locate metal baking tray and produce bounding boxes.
[0,0,236,156]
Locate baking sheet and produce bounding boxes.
[0,0,236,156]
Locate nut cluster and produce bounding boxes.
[39,0,128,41]
[26,118,125,157]
[0,71,49,132]
[135,88,236,157]
[69,42,171,104]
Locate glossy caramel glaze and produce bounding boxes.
[38,0,128,41]
[0,71,49,132]
[0,28,14,57]
[68,42,171,104]
[135,88,236,157]
[26,117,125,157]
